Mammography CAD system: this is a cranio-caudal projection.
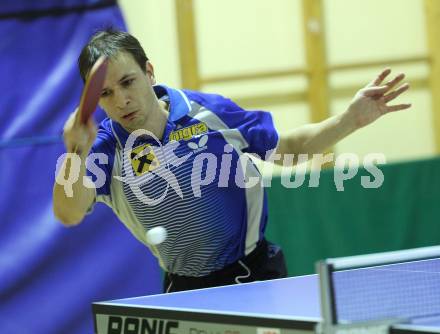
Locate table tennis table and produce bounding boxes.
[93,247,440,334]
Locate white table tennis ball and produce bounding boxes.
[146,226,167,245]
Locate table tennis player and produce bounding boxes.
[53,29,411,293]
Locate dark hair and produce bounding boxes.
[78,28,149,82]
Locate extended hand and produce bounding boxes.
[348,68,411,129]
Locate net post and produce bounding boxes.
[316,260,337,333]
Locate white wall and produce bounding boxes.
[118,0,181,87]
[118,0,435,166]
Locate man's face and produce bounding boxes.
[99,51,157,132]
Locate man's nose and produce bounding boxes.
[115,89,130,109]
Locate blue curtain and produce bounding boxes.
[0,1,161,333]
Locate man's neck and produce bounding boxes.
[124,99,169,139]
[147,100,169,139]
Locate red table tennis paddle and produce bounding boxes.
[78,55,109,124]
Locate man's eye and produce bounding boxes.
[101,91,110,97]
[122,78,134,87]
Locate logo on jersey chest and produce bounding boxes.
[187,134,208,153]
[169,122,208,141]
[130,144,159,176]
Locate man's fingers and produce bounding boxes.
[86,117,96,130]
[386,103,412,113]
[363,85,388,97]
[383,73,405,92]
[63,108,96,155]
[369,68,391,87]
[384,83,410,102]
[72,107,81,126]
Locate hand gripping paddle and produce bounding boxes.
[72,55,108,154]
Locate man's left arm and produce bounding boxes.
[275,68,411,165]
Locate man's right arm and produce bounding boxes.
[53,109,97,226]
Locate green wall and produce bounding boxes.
[265,157,440,276]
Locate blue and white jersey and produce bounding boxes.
[86,85,279,276]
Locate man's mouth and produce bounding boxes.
[122,111,138,120]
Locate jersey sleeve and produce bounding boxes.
[184,90,279,160]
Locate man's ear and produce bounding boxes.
[146,61,156,85]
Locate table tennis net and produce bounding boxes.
[332,257,440,324]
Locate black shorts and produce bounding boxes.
[163,239,288,293]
